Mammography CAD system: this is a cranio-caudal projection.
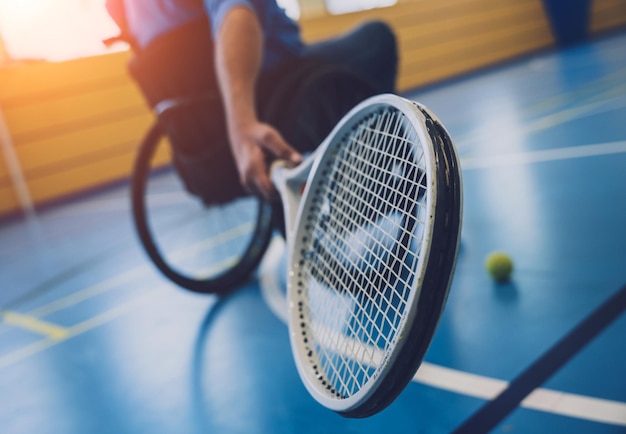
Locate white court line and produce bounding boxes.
[259,237,626,427]
[461,140,626,170]
[522,95,626,135]
[458,91,626,148]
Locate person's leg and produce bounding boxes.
[303,21,398,93]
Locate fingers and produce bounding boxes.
[258,126,302,165]
[243,158,274,201]
[240,124,301,198]
[231,122,302,200]
[233,143,272,200]
[232,126,279,200]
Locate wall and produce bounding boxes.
[0,53,155,216]
[300,0,554,91]
[0,0,623,217]
[590,0,626,34]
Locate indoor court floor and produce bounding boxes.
[1,31,625,434]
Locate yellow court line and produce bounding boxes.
[170,221,255,261]
[65,291,158,337]
[1,311,69,340]
[0,221,254,365]
[0,291,161,370]
[26,265,150,318]
[0,253,240,367]
[22,221,254,320]
[197,255,240,279]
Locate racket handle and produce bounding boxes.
[271,160,299,242]
[270,152,318,243]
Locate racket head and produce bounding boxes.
[285,94,462,417]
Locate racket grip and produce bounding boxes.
[271,160,299,242]
[270,153,317,243]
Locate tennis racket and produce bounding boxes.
[271,93,462,418]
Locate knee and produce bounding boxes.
[359,21,398,90]
[361,21,398,59]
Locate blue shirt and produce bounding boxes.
[106,0,303,69]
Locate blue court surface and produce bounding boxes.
[1,31,625,434]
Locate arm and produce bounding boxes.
[214,6,301,199]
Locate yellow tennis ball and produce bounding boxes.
[485,252,513,282]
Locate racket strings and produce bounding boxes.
[298,107,429,398]
[305,177,417,303]
[307,202,418,300]
[327,151,426,241]
[308,108,414,350]
[310,122,427,288]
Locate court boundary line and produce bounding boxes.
[453,284,626,432]
[461,140,626,170]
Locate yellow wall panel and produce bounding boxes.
[301,0,553,90]
[0,155,20,215]
[0,0,557,217]
[26,138,172,206]
[399,18,552,89]
[401,27,551,89]
[591,0,626,33]
[151,138,174,168]
[0,135,171,215]
[0,51,131,100]
[395,2,549,46]
[0,187,19,216]
[15,114,152,173]
[27,152,137,203]
[0,152,9,180]
[4,84,145,139]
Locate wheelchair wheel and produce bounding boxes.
[130,123,274,295]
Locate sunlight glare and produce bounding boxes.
[0,0,51,21]
[0,0,121,62]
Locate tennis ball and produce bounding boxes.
[485,252,513,282]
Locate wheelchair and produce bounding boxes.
[126,18,379,295]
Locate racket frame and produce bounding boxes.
[272,94,460,415]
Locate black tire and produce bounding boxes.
[130,123,274,295]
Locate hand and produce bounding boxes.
[230,121,302,200]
